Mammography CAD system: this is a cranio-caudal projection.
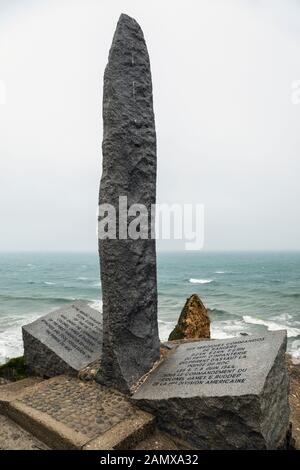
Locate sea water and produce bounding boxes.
[0,251,299,364]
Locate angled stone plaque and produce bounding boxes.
[23,300,102,377]
[132,331,290,449]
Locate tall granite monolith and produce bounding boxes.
[96,14,160,393]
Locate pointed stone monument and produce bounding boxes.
[97,14,160,393]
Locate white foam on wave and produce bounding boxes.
[211,319,247,340]
[158,319,175,341]
[77,276,89,281]
[92,282,101,288]
[272,312,293,322]
[215,271,225,274]
[211,328,233,340]
[0,312,43,364]
[189,278,213,284]
[44,281,55,285]
[290,339,300,363]
[243,315,300,338]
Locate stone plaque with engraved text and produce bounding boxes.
[23,300,102,377]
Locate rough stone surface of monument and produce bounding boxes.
[132,331,290,449]
[22,300,102,377]
[168,294,210,341]
[97,14,160,393]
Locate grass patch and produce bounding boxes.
[0,356,28,381]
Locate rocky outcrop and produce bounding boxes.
[168,294,210,341]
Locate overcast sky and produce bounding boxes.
[0,0,300,252]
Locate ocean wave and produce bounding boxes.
[290,339,300,362]
[26,280,56,286]
[189,278,213,284]
[158,322,174,341]
[77,277,89,281]
[208,308,231,316]
[283,293,300,299]
[0,311,43,364]
[211,328,235,340]
[158,319,175,325]
[211,319,247,340]
[0,294,75,303]
[243,315,300,338]
[215,271,225,274]
[271,313,293,322]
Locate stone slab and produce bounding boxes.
[83,411,155,450]
[0,414,49,450]
[133,430,187,450]
[0,377,43,412]
[6,375,154,450]
[133,331,290,449]
[22,300,102,377]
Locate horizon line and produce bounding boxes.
[1,249,300,254]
